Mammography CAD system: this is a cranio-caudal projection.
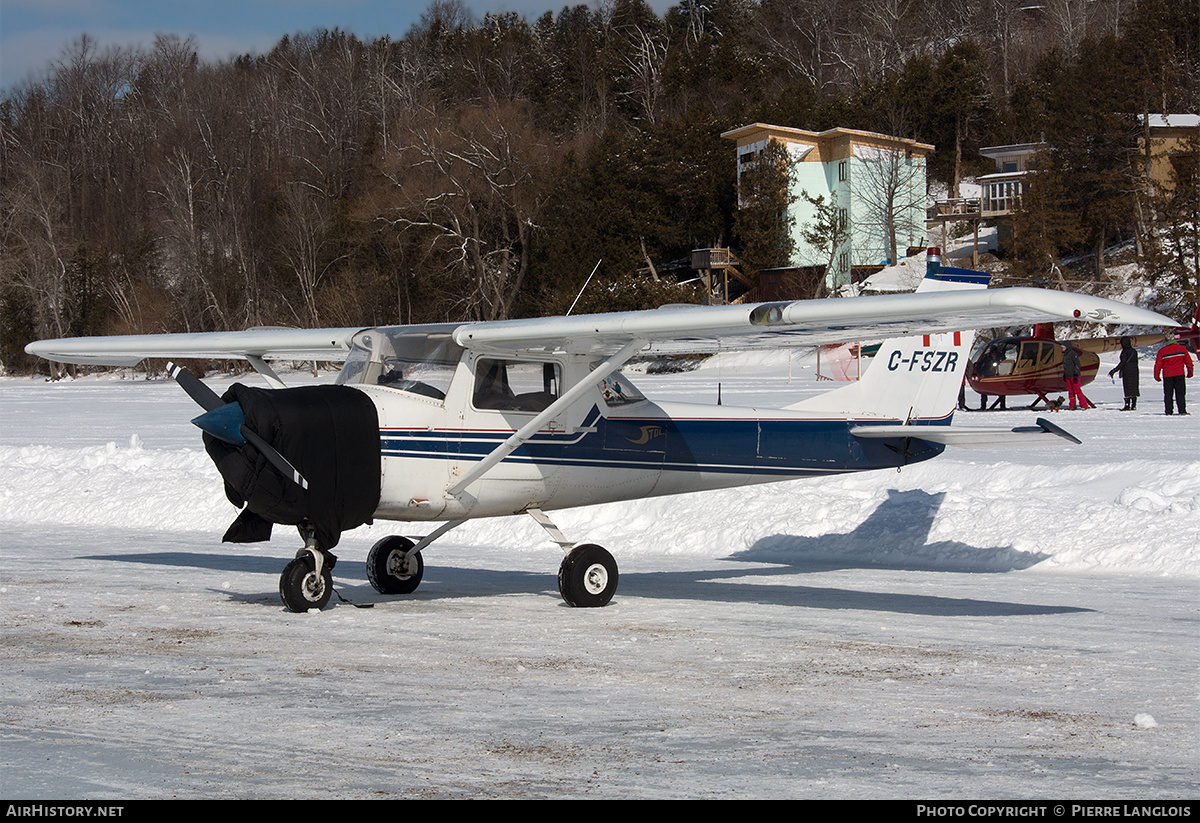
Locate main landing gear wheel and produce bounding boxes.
[367,535,424,595]
[558,543,618,607]
[279,553,333,612]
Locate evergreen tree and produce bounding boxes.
[733,139,797,280]
[931,41,994,197]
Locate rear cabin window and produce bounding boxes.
[598,372,646,407]
[1024,341,1055,367]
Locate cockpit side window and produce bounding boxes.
[473,358,560,412]
[1018,341,1041,365]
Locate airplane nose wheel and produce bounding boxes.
[558,543,618,607]
[279,552,333,612]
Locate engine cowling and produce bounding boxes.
[203,383,381,550]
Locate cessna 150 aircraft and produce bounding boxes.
[25,250,1175,612]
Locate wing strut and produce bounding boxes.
[447,338,647,496]
[246,355,287,389]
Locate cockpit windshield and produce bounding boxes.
[336,325,465,402]
[974,340,1020,377]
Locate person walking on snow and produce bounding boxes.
[1109,336,1140,410]
[1063,343,1094,410]
[1154,331,1194,415]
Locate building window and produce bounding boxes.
[986,180,1025,213]
[838,160,847,181]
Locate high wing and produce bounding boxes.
[453,287,1172,356]
[25,288,1175,366]
[24,326,366,367]
[22,248,1176,370]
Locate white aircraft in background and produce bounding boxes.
[25,250,1175,612]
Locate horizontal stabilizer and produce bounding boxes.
[851,417,1080,449]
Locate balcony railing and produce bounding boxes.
[927,198,981,220]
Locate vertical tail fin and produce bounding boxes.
[787,249,989,423]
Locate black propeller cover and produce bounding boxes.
[202,383,381,551]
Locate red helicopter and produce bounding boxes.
[966,303,1199,410]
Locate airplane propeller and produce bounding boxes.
[166,362,309,490]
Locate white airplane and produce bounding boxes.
[24,250,1175,612]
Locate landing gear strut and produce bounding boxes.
[528,507,619,607]
[284,510,620,610]
[279,537,335,612]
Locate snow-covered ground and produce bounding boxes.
[1,348,1197,799]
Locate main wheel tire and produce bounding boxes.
[366,535,424,595]
[279,555,333,612]
[558,543,618,607]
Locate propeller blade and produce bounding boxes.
[166,361,224,411]
[169,361,309,490]
[241,427,309,490]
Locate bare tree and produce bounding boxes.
[850,0,927,83]
[1042,0,1098,59]
[1,36,144,346]
[752,0,857,96]
[265,31,370,326]
[1,126,74,343]
[378,102,558,321]
[852,144,927,267]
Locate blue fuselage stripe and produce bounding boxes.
[379,408,945,477]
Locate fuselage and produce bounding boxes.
[355,363,943,523]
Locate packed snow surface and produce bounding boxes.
[1,347,1196,798]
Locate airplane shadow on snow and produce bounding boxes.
[81,489,1087,618]
[732,488,1050,574]
[619,488,1084,618]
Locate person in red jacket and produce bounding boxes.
[1154,331,1194,415]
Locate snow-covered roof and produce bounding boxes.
[1140,113,1200,129]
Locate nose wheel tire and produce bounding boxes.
[558,543,618,607]
[367,535,425,595]
[279,554,333,612]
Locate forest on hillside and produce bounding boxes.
[2,0,1198,371]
